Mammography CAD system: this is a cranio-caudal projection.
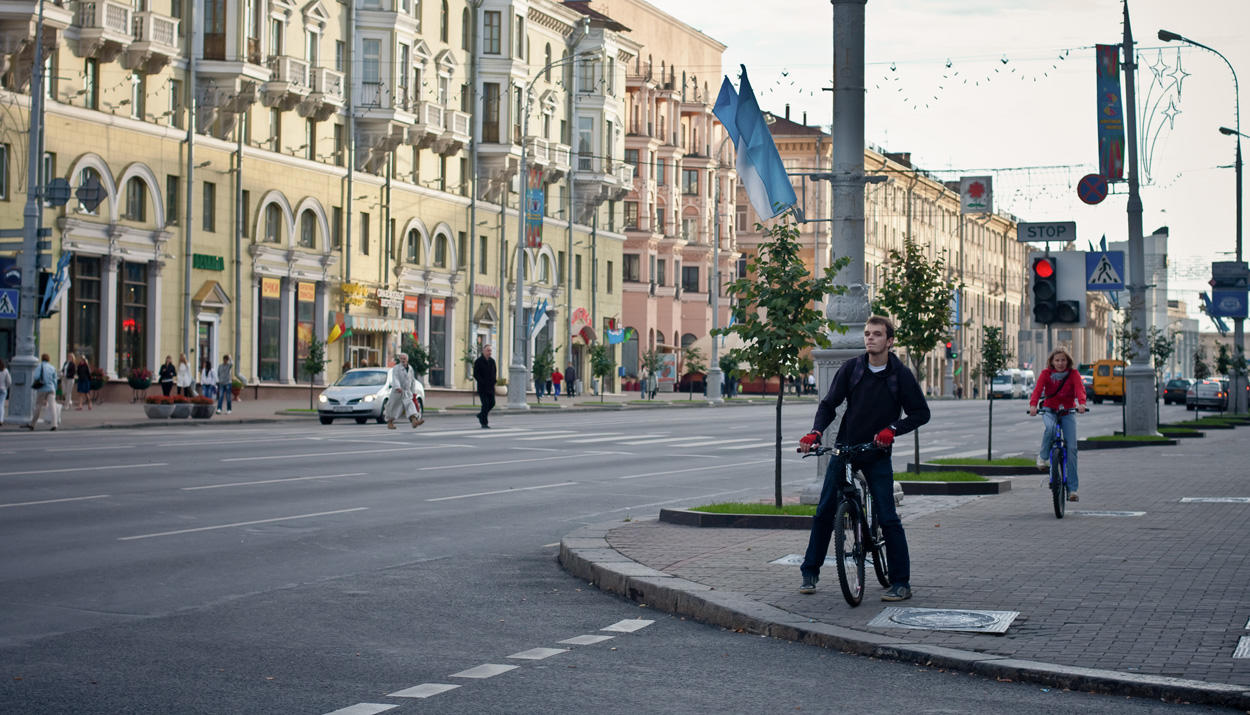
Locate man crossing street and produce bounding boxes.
[474,345,497,428]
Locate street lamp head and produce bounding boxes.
[1157,29,1183,43]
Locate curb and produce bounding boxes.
[905,462,1037,476]
[558,522,1250,709]
[896,479,1011,496]
[1077,438,1177,449]
[659,508,810,529]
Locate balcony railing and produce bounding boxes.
[446,110,470,139]
[132,10,176,48]
[312,67,344,103]
[615,162,635,185]
[417,102,445,132]
[268,55,311,92]
[76,0,131,35]
[526,137,550,165]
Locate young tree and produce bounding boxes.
[719,354,739,399]
[716,217,850,507]
[1148,327,1177,421]
[1193,348,1211,380]
[532,346,557,404]
[301,337,331,409]
[588,343,615,403]
[399,334,431,376]
[871,237,962,472]
[681,345,706,400]
[980,326,1012,460]
[640,349,664,400]
[1114,309,1141,363]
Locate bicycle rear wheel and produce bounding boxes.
[1050,446,1067,519]
[869,510,890,588]
[834,501,865,606]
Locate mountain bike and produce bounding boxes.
[1035,406,1075,519]
[803,442,890,606]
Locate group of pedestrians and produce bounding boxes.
[535,364,578,398]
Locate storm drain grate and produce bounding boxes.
[1234,637,1250,659]
[1070,510,1145,517]
[868,607,1019,634]
[1180,497,1250,504]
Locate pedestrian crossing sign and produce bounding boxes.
[1085,250,1125,291]
[0,288,17,319]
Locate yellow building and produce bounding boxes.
[0,0,630,396]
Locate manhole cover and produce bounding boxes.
[1071,510,1145,517]
[1181,497,1250,504]
[769,554,840,567]
[869,607,1019,634]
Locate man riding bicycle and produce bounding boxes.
[796,316,930,601]
[1027,347,1087,501]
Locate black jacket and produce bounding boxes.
[811,352,930,445]
[473,355,497,390]
[158,363,177,383]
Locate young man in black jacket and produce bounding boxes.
[796,315,930,601]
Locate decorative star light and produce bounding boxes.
[1149,50,1170,86]
[1161,96,1181,130]
[1166,49,1190,99]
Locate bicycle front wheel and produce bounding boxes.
[834,501,865,606]
[1050,449,1067,519]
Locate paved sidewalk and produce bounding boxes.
[561,427,1250,708]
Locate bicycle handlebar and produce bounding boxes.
[799,441,881,458]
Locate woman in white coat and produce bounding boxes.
[385,352,424,429]
[176,354,194,396]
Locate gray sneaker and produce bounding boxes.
[799,574,818,594]
[881,584,912,601]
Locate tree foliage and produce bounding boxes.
[1147,327,1176,379]
[532,345,557,403]
[979,326,1012,460]
[400,334,431,375]
[1114,309,1141,363]
[1193,348,1211,380]
[588,343,615,403]
[715,217,849,507]
[870,237,962,381]
[301,337,331,409]
[681,345,707,399]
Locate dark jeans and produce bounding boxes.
[477,388,495,424]
[801,451,910,588]
[161,382,173,396]
[216,384,232,411]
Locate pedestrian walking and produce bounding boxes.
[215,355,233,414]
[954,383,964,400]
[564,363,577,398]
[0,358,10,427]
[199,359,216,400]
[158,355,176,396]
[23,354,60,431]
[806,372,816,395]
[385,352,424,429]
[551,369,563,397]
[176,354,194,396]
[639,368,648,399]
[473,344,497,428]
[61,352,77,406]
[75,356,93,410]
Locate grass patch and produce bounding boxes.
[690,502,817,516]
[1158,427,1198,434]
[929,457,1034,467]
[895,471,987,482]
[1087,434,1171,442]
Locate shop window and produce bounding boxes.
[258,278,281,381]
[116,262,148,375]
[295,282,315,383]
[429,298,446,385]
[68,256,101,368]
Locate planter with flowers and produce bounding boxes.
[127,367,152,402]
[189,396,215,419]
[169,395,191,418]
[143,395,175,418]
[231,376,244,400]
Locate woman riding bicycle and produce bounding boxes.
[1027,348,1087,502]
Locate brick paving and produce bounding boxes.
[602,428,1250,689]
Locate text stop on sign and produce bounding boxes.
[1016,221,1076,243]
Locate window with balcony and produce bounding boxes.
[397,43,410,107]
[579,57,594,91]
[482,83,500,142]
[306,29,319,66]
[270,18,285,57]
[362,38,381,99]
[206,0,226,60]
[577,117,593,171]
[683,168,698,195]
[124,178,146,221]
[682,266,700,294]
[245,0,262,63]
[624,202,638,230]
[623,254,641,282]
[484,11,501,54]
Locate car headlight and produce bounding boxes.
[318,394,328,403]
[363,394,376,402]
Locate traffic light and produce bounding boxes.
[944,340,958,360]
[1032,256,1058,323]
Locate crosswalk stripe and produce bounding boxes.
[576,434,661,443]
[721,441,779,450]
[618,436,712,445]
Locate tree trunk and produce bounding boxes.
[987,394,994,460]
[774,384,784,507]
[911,356,923,474]
[309,381,314,410]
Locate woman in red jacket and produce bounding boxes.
[1028,348,1088,501]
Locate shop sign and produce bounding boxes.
[403,295,420,314]
[297,281,316,302]
[473,283,500,298]
[376,288,403,309]
[340,282,368,307]
[193,253,225,271]
[431,297,446,316]
[261,277,281,298]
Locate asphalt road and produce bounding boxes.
[0,399,1210,714]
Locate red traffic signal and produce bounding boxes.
[1033,257,1055,278]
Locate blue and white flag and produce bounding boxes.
[713,66,796,220]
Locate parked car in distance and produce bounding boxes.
[317,367,425,424]
[1186,379,1227,412]
[1163,378,1194,405]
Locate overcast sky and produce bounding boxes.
[641,0,1249,322]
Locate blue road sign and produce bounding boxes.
[0,288,18,319]
[1210,289,1248,319]
[1086,250,1125,291]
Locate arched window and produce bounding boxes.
[407,229,422,263]
[539,255,550,282]
[433,235,448,267]
[439,0,448,43]
[78,167,102,215]
[544,44,551,81]
[681,333,697,349]
[265,203,282,243]
[461,8,470,50]
[298,211,316,248]
[124,177,146,221]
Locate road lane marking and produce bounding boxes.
[513,446,559,452]
[415,454,583,472]
[221,445,457,462]
[427,482,577,502]
[183,473,368,491]
[602,618,654,633]
[0,462,168,477]
[575,434,663,443]
[507,647,568,660]
[118,507,368,541]
[559,634,614,645]
[510,431,579,440]
[0,494,110,509]
[450,664,517,678]
[721,441,781,450]
[49,444,136,452]
[389,684,460,698]
[323,705,398,715]
[617,459,773,480]
[618,435,712,445]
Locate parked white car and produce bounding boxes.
[317,367,425,425]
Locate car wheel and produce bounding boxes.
[319,416,333,425]
[355,416,368,424]
[377,399,388,424]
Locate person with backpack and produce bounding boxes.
[1027,347,1087,501]
[796,315,930,601]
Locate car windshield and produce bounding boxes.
[334,370,387,387]
[992,376,1011,385]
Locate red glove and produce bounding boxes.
[874,428,895,447]
[798,431,822,450]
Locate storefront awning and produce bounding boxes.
[576,326,598,344]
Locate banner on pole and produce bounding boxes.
[1095,44,1125,180]
[525,166,544,249]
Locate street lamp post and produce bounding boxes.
[1160,29,1246,414]
[507,52,596,410]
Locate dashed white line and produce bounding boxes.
[617,459,773,480]
[322,705,397,715]
[388,683,461,698]
[601,618,655,633]
[575,434,660,443]
[0,462,169,477]
[182,472,367,490]
[507,647,568,660]
[221,445,454,462]
[415,454,583,472]
[559,634,615,645]
[0,494,110,509]
[427,482,577,502]
[618,435,712,445]
[118,507,368,541]
[721,441,781,450]
[450,663,518,679]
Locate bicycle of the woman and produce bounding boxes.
[802,442,891,606]
[1034,406,1077,519]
